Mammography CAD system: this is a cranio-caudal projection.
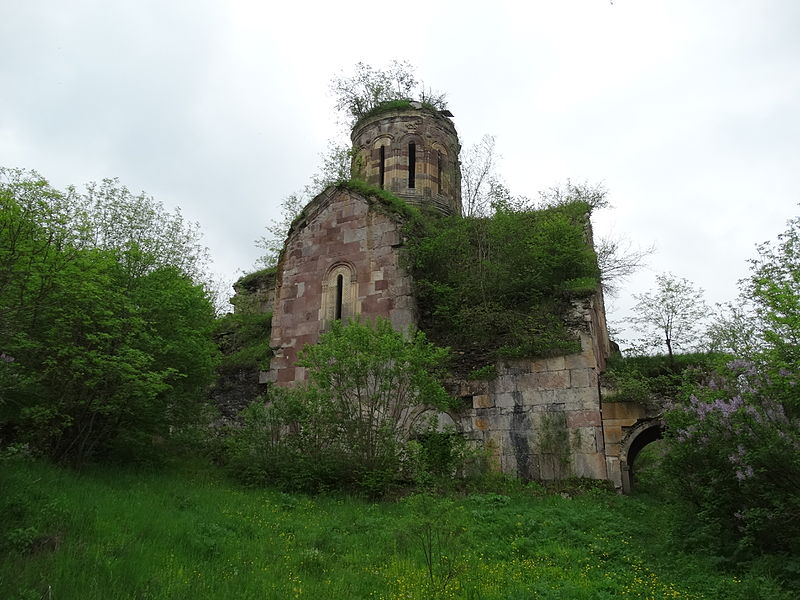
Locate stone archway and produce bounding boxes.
[408,408,458,435]
[619,419,664,494]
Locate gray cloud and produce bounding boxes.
[2,0,798,333]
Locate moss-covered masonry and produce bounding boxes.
[453,296,612,482]
[252,103,660,489]
[350,105,462,215]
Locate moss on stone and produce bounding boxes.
[337,179,424,224]
[353,99,448,129]
[235,266,277,292]
[406,201,600,371]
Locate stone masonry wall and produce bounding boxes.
[454,323,609,482]
[232,270,276,315]
[351,106,462,216]
[268,186,417,385]
[600,399,664,491]
[266,182,615,485]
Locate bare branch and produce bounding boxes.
[596,234,655,296]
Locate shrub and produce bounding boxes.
[406,201,598,373]
[655,214,800,581]
[661,360,800,576]
[223,319,462,496]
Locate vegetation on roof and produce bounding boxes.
[337,178,424,224]
[234,266,276,291]
[213,311,273,372]
[353,99,450,130]
[601,352,722,405]
[255,176,602,374]
[330,60,447,126]
[406,200,600,373]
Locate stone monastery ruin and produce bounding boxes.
[243,103,662,492]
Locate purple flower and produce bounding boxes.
[728,445,747,466]
[0,352,14,363]
[727,359,758,377]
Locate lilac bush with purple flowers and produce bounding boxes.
[664,360,800,560]
[660,214,800,572]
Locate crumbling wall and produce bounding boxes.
[231,269,276,315]
[453,301,610,482]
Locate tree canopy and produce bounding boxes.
[329,60,447,126]
[628,272,708,358]
[0,168,219,465]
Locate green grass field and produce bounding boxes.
[0,458,791,599]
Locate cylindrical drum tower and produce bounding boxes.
[350,103,462,216]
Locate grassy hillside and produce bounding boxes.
[0,458,790,600]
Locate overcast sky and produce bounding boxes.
[2,0,798,343]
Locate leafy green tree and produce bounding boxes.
[225,318,453,495]
[0,168,218,465]
[628,272,708,358]
[659,214,800,577]
[461,134,503,218]
[705,300,764,358]
[297,318,452,468]
[748,214,800,385]
[329,60,447,125]
[73,178,211,283]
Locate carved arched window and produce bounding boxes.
[322,263,358,329]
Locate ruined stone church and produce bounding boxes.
[248,103,659,492]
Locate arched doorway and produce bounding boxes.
[620,419,664,494]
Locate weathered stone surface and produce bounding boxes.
[569,368,595,389]
[573,451,608,479]
[531,356,566,372]
[494,392,517,409]
[268,188,417,385]
[472,394,493,409]
[567,410,602,428]
[473,416,490,431]
[350,105,462,216]
[456,309,610,484]
[534,370,569,390]
[255,104,645,490]
[601,401,646,420]
[572,426,599,453]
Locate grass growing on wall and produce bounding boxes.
[353,99,449,128]
[213,311,273,371]
[601,353,724,404]
[406,201,600,373]
[275,179,601,375]
[1,458,790,600]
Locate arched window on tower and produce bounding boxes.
[408,143,416,189]
[379,146,386,189]
[322,263,357,330]
[437,151,442,195]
